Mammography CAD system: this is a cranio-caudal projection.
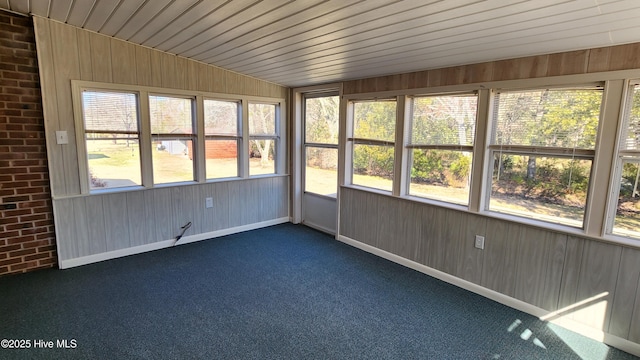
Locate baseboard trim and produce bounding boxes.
[59,218,290,269]
[336,234,640,358]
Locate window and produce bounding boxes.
[407,94,477,205]
[81,90,142,190]
[204,99,240,179]
[349,99,397,192]
[149,95,196,184]
[610,82,640,239]
[304,94,339,197]
[248,103,278,176]
[487,87,603,228]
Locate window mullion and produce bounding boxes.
[195,95,205,183]
[470,88,491,213]
[139,91,153,188]
[393,95,407,197]
[585,79,625,236]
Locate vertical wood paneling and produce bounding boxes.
[53,200,77,260]
[227,180,245,228]
[76,29,93,81]
[573,240,622,331]
[225,72,244,95]
[463,62,493,84]
[455,214,486,285]
[135,46,153,87]
[147,188,173,242]
[481,218,512,293]
[276,177,289,218]
[102,193,130,252]
[160,53,178,89]
[71,197,90,257]
[547,50,588,77]
[513,227,555,308]
[33,18,65,196]
[171,186,198,237]
[587,47,611,73]
[493,55,549,81]
[84,195,107,255]
[540,231,567,311]
[148,49,163,87]
[110,39,137,85]
[187,59,199,91]
[88,32,113,83]
[213,181,231,230]
[197,62,213,92]
[557,236,585,310]
[631,279,640,343]
[609,247,640,338]
[608,43,640,71]
[49,20,81,196]
[175,56,189,90]
[126,191,153,247]
[441,209,463,275]
[425,207,448,271]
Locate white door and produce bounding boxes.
[302,93,340,233]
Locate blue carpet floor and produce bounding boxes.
[0,223,637,359]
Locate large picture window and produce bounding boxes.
[149,95,196,184]
[610,82,640,239]
[407,94,477,206]
[487,87,603,228]
[204,99,240,179]
[81,90,142,190]
[349,99,397,192]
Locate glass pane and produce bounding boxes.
[353,100,396,142]
[86,138,141,189]
[305,147,338,197]
[411,95,477,146]
[409,149,472,205]
[489,153,592,227]
[149,96,193,134]
[205,140,238,179]
[152,138,194,184]
[613,161,640,238]
[249,103,276,135]
[204,99,238,135]
[82,91,138,132]
[622,85,640,151]
[249,139,275,176]
[352,144,394,192]
[493,89,602,149]
[305,96,339,144]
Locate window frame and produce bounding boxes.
[405,91,479,207]
[346,98,399,193]
[148,93,197,186]
[203,98,242,180]
[247,101,281,177]
[302,91,340,198]
[606,80,640,240]
[71,80,285,195]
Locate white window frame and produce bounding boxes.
[606,79,640,240]
[203,98,242,180]
[247,101,282,177]
[71,80,285,195]
[404,91,479,208]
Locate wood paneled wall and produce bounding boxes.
[32,17,290,267]
[54,177,288,262]
[33,17,288,198]
[339,187,640,345]
[343,43,640,94]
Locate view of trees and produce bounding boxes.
[249,103,277,172]
[490,89,602,221]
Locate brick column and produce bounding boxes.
[0,12,56,275]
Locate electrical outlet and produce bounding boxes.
[205,197,213,208]
[474,235,485,250]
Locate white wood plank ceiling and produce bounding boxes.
[3,0,640,87]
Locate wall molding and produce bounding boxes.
[336,234,640,358]
[59,217,290,269]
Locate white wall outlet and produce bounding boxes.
[474,235,485,250]
[205,197,213,208]
[55,130,68,145]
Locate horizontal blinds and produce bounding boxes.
[492,88,603,150]
[410,94,477,146]
[82,91,139,133]
[149,95,194,134]
[204,99,238,136]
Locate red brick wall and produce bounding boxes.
[0,12,56,275]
